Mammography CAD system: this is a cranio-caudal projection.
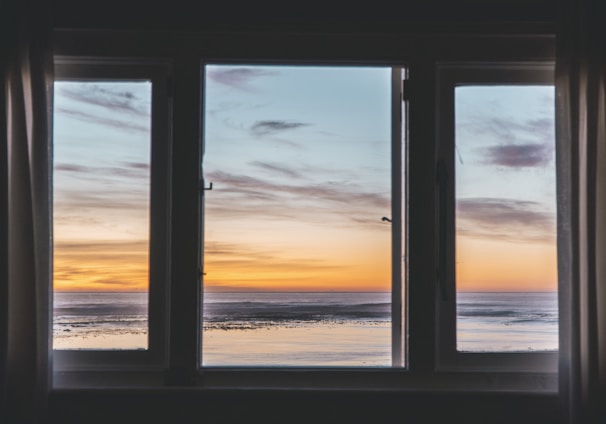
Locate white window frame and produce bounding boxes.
[52,59,172,373]
[435,63,558,373]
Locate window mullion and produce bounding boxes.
[148,68,172,366]
[167,56,202,384]
[406,60,439,374]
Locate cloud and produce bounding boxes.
[56,83,150,118]
[209,170,388,207]
[55,164,86,173]
[456,197,555,242]
[482,143,553,168]
[203,241,344,286]
[203,284,270,293]
[55,162,150,179]
[54,240,149,290]
[55,107,150,133]
[469,116,554,145]
[205,170,390,227]
[459,112,555,169]
[54,187,150,217]
[124,162,150,170]
[249,161,304,179]
[90,279,142,288]
[55,240,148,252]
[206,68,278,91]
[250,120,311,136]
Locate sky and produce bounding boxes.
[202,65,392,292]
[53,81,152,292]
[455,85,557,291]
[52,66,557,293]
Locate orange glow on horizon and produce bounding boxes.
[202,227,392,293]
[456,236,557,292]
[53,240,149,292]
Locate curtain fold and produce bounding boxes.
[556,0,606,423]
[1,1,53,422]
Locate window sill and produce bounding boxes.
[53,368,557,394]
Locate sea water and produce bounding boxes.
[202,292,392,366]
[53,291,558,363]
[457,292,558,352]
[53,292,148,350]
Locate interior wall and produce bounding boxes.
[52,0,556,33]
[51,389,560,424]
[47,3,560,423]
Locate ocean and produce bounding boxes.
[53,292,149,350]
[457,292,558,352]
[53,291,558,364]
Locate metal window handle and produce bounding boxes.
[436,159,449,302]
[202,182,213,191]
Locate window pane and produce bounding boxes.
[53,81,152,350]
[202,65,394,366]
[455,86,558,352]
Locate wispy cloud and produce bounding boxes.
[482,143,553,168]
[55,162,150,179]
[208,170,389,207]
[55,107,150,133]
[250,120,311,136]
[55,240,148,252]
[457,197,555,242]
[206,68,278,91]
[56,83,150,118]
[55,190,148,213]
[464,116,554,145]
[54,240,149,291]
[203,241,344,289]
[205,170,390,227]
[249,161,304,179]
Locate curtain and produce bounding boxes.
[1,0,53,422]
[556,0,606,423]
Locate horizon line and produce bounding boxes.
[53,290,558,294]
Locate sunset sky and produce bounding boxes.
[53,66,556,293]
[455,85,557,292]
[202,65,392,292]
[53,81,152,292]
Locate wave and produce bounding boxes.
[54,304,148,316]
[203,301,391,326]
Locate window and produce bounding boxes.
[53,79,152,351]
[52,60,171,371]
[50,32,557,390]
[201,64,404,367]
[436,64,558,372]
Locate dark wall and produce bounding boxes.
[47,3,559,424]
[51,389,560,424]
[52,0,556,32]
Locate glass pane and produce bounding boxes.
[202,65,394,366]
[455,85,558,352]
[53,81,152,350]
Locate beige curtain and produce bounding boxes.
[1,1,53,422]
[556,0,606,423]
